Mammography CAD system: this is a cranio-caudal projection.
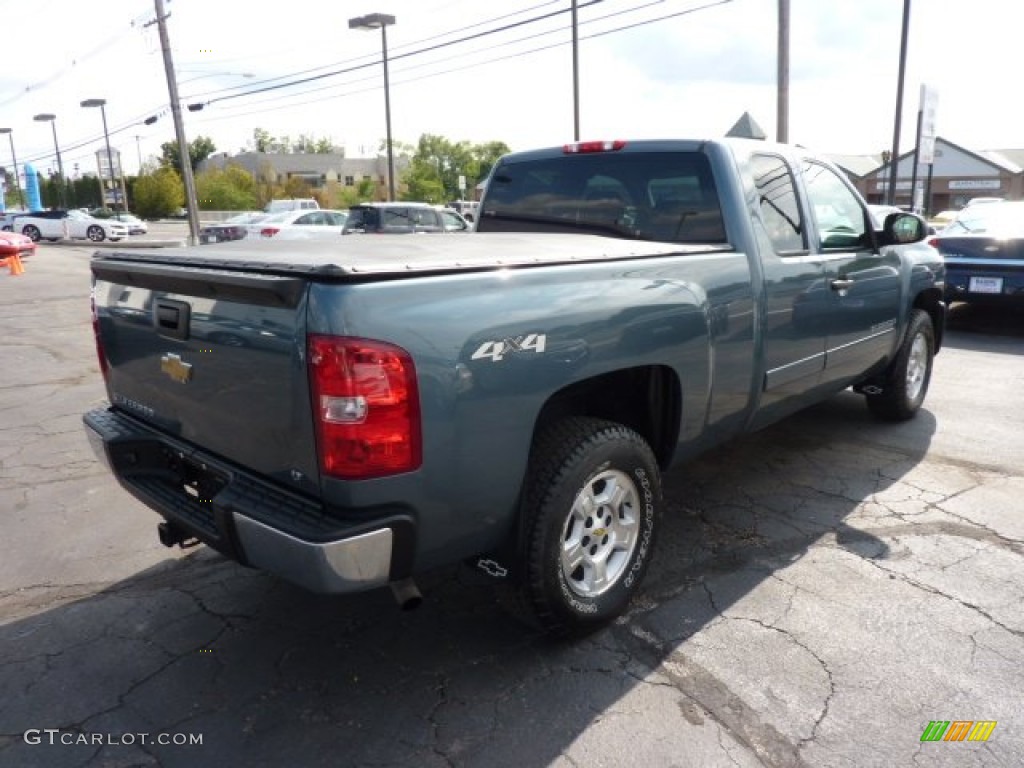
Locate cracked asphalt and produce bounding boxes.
[2,233,1023,767]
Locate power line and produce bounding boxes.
[188,0,730,124]
[18,0,731,166]
[193,0,607,109]
[183,0,667,125]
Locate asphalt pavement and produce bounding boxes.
[1,241,1023,767]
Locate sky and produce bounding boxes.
[1,0,1022,179]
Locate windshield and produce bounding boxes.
[480,151,726,244]
[945,202,1024,236]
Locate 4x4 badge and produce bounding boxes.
[160,353,193,383]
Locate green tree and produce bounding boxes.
[252,127,273,153]
[335,177,376,208]
[134,167,185,219]
[195,164,259,210]
[314,137,340,155]
[400,134,510,202]
[160,135,217,174]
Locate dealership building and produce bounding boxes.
[833,137,1023,214]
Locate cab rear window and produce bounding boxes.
[480,152,726,244]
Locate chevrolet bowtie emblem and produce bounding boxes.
[160,353,193,383]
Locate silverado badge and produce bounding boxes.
[160,353,193,383]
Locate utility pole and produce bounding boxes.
[153,0,200,245]
[776,0,790,143]
[572,0,580,141]
[886,0,912,206]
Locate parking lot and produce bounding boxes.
[1,240,1023,767]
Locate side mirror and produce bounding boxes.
[881,212,928,245]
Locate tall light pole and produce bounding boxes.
[0,128,26,210]
[33,114,65,208]
[154,0,201,245]
[349,13,397,202]
[81,99,128,218]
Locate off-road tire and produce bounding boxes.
[515,417,662,635]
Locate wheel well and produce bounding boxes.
[913,288,945,352]
[532,366,681,468]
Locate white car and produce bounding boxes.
[16,209,129,242]
[110,213,148,235]
[247,209,348,239]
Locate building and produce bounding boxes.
[834,137,1023,214]
[199,152,411,203]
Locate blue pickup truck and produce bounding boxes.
[84,138,945,634]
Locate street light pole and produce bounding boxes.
[0,128,26,210]
[33,114,65,208]
[349,13,397,202]
[81,99,127,218]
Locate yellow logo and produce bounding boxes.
[160,353,193,383]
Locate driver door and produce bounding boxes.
[801,160,902,385]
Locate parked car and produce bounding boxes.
[343,202,462,234]
[15,209,129,242]
[928,210,958,230]
[263,198,319,214]
[0,230,36,260]
[932,200,1024,306]
[0,211,27,232]
[199,212,265,244]
[250,209,348,239]
[438,207,472,232]
[114,213,147,235]
[446,200,480,222]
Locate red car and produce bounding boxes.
[0,230,35,261]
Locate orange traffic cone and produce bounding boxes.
[3,253,25,276]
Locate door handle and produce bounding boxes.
[830,278,855,291]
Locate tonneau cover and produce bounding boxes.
[91,232,729,280]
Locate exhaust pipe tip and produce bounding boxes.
[390,578,423,611]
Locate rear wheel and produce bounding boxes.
[21,225,40,242]
[515,417,661,635]
[865,309,935,421]
[86,225,106,242]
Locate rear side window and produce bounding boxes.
[481,151,726,244]
[750,154,805,254]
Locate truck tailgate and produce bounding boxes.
[91,257,320,494]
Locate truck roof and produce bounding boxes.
[91,233,729,281]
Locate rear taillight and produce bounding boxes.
[260,227,280,237]
[563,140,626,154]
[927,237,939,248]
[308,335,421,480]
[90,284,109,381]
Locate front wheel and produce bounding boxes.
[516,417,662,635]
[86,225,106,242]
[865,309,935,421]
[21,225,41,242]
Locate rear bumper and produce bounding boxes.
[944,265,1024,304]
[84,406,413,593]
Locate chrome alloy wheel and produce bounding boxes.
[561,469,640,598]
[905,331,928,403]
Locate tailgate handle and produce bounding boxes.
[154,298,191,340]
